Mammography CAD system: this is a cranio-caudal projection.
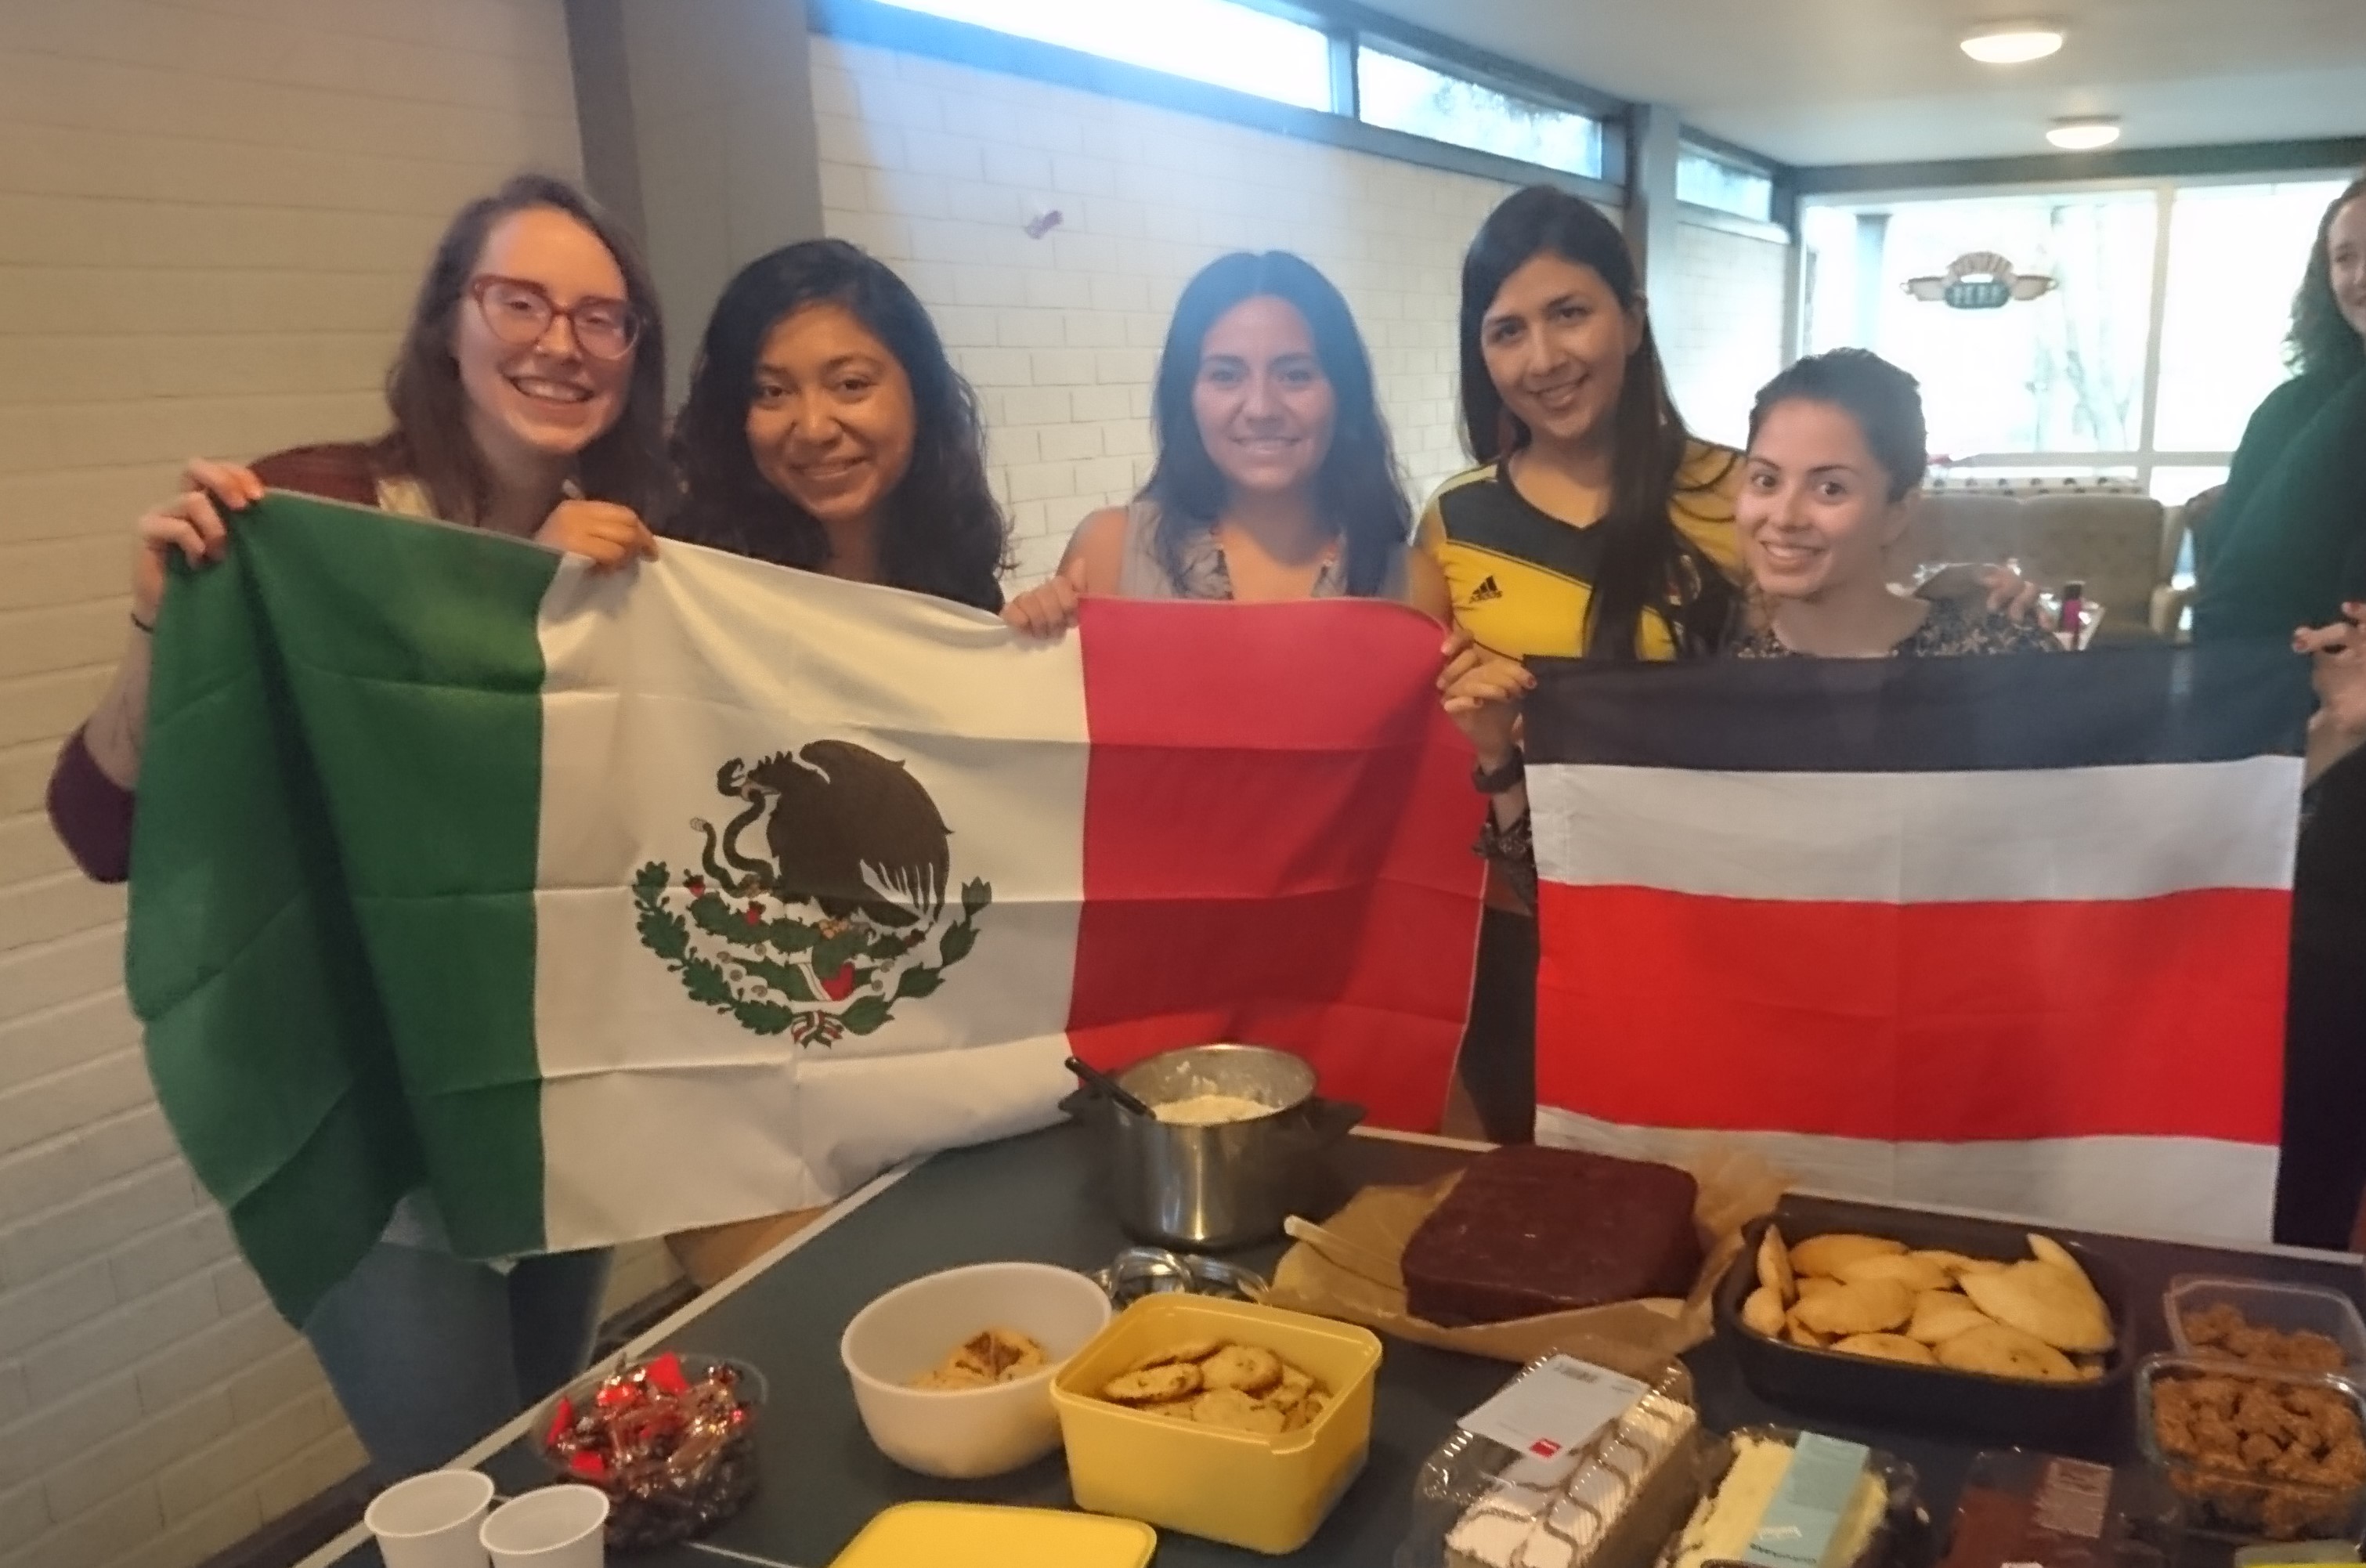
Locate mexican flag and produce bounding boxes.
[1523,649,2311,1242]
[128,494,1484,1322]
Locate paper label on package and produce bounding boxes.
[1742,1433,1871,1568]
[1458,1355,1645,1487]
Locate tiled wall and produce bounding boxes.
[1660,219,1793,449]
[810,35,1524,585]
[0,3,591,1565]
[812,37,1797,582]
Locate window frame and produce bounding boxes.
[1797,167,2354,500]
[811,0,1764,208]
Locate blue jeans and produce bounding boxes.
[302,1240,612,1481]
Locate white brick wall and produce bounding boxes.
[0,4,605,1565]
[1660,219,1793,450]
[811,37,1517,586]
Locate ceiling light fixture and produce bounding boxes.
[1961,23,2065,64]
[2046,116,2123,151]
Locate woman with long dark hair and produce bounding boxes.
[43,174,670,1478]
[1002,249,1447,630]
[2191,174,2366,1249]
[656,239,1010,1284]
[666,238,1009,610]
[1428,186,2025,1143]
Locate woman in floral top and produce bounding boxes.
[1728,349,2059,659]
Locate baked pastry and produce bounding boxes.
[1404,1147,1703,1327]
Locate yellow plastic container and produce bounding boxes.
[1050,1294,1383,1554]
[827,1501,1155,1566]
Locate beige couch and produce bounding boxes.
[1902,487,2192,641]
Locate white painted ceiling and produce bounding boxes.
[1355,0,2366,167]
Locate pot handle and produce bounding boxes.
[1058,1088,1100,1122]
[1302,1097,1365,1144]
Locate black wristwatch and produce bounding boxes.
[1472,751,1526,795]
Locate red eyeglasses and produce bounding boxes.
[468,276,641,362]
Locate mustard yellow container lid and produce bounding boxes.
[828,1501,1157,1566]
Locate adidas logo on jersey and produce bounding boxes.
[1468,575,1504,603]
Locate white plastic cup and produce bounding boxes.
[363,1470,495,1568]
[479,1485,609,1568]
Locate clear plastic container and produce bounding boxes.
[2137,1353,2366,1544]
[1934,1449,2151,1568]
[1396,1357,1703,1568]
[2165,1277,2366,1372]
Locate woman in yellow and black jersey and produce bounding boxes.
[1421,439,1742,660]
[1417,186,1742,1143]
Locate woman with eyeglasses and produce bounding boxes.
[43,174,671,1479]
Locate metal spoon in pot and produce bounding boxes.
[1064,1056,1155,1119]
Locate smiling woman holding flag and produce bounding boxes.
[43,174,670,1480]
[665,239,1010,612]
[999,249,1449,630]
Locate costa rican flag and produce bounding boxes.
[1522,646,2313,1241]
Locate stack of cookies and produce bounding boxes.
[905,1328,1049,1390]
[1093,1337,1329,1435]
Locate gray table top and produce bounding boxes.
[315,1122,2366,1568]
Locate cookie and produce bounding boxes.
[1193,1386,1288,1435]
[1910,1249,1986,1279]
[1743,1284,1787,1338]
[1937,1321,2079,1382]
[1793,1277,1913,1338]
[1839,1253,1954,1295]
[1961,1262,2113,1353]
[1906,1290,1996,1346]
[1757,1226,1797,1304]
[1101,1363,1203,1404]
[1834,1332,1938,1366]
[1200,1344,1284,1395]
[1786,1303,1831,1349]
[1789,1234,1907,1280]
[1265,1366,1316,1411]
[1131,1337,1224,1371]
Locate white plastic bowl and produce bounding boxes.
[840,1261,1113,1479]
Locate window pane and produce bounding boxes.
[1804,192,2159,458]
[879,0,1332,110]
[1356,48,1601,178]
[2153,181,2347,453]
[1678,148,1773,222]
[2149,464,2230,508]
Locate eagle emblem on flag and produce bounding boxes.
[631,740,992,1046]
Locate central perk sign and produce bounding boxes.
[1904,250,2057,310]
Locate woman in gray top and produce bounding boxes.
[1004,251,1448,630]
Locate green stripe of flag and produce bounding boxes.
[129,493,561,1323]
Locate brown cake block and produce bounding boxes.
[1402,1145,1704,1327]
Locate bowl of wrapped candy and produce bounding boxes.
[534,1350,765,1549]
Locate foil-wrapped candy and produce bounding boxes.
[543,1352,760,1549]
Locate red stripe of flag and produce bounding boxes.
[1065,599,1486,1130]
[1534,882,2285,1146]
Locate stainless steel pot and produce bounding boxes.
[1064,1044,1364,1250]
